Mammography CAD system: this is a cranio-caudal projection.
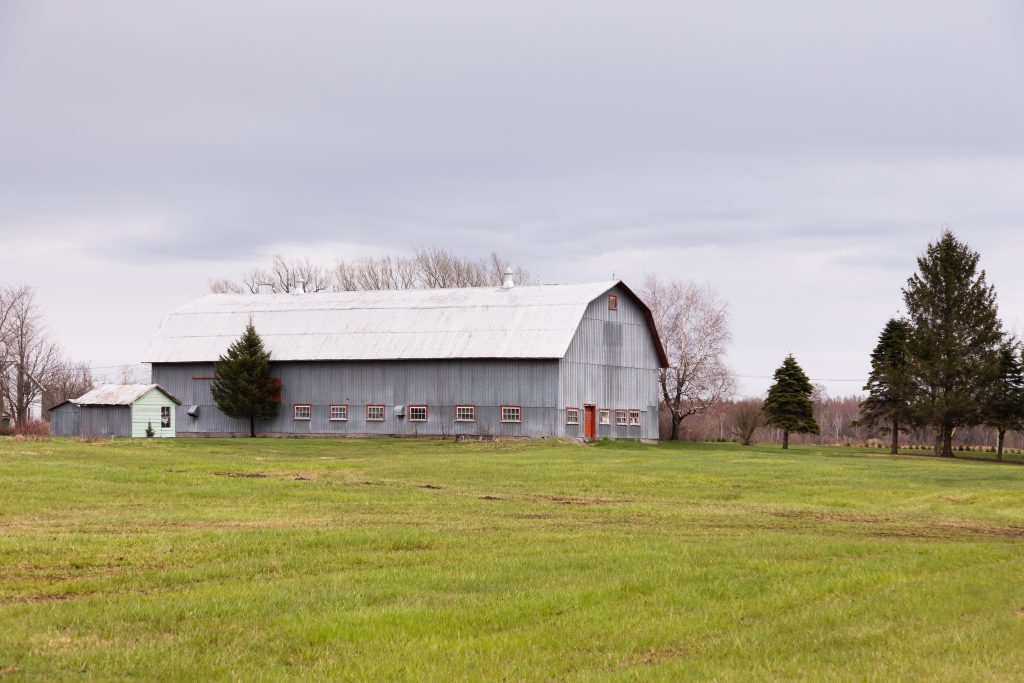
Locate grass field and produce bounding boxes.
[2,437,1024,681]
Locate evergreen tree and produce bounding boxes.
[210,321,279,437]
[984,341,1024,462]
[903,231,1004,457]
[763,354,820,449]
[858,318,915,454]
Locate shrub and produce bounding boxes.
[17,419,50,437]
[145,421,155,438]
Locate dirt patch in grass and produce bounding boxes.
[479,495,502,501]
[770,509,1024,540]
[418,484,443,490]
[209,471,318,481]
[534,494,634,506]
[618,644,688,668]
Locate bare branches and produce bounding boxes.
[0,286,62,426]
[212,250,533,293]
[644,274,736,440]
[728,398,763,446]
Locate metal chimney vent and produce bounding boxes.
[502,267,515,289]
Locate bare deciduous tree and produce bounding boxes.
[213,250,532,294]
[644,275,736,441]
[0,287,61,426]
[43,360,94,410]
[728,398,763,445]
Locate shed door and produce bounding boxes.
[584,405,596,439]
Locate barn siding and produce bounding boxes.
[49,403,81,437]
[557,286,661,440]
[130,388,177,438]
[78,405,131,438]
[153,359,560,437]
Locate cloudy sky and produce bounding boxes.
[2,1,1023,394]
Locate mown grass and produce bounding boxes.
[1,437,1023,681]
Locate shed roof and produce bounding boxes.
[146,281,668,365]
[66,384,182,407]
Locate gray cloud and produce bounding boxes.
[1,0,1023,391]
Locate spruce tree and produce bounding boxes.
[210,321,279,437]
[858,318,915,454]
[763,354,819,449]
[984,341,1024,462]
[903,231,1004,457]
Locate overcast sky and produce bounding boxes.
[2,1,1023,394]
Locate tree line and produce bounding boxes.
[210,248,533,294]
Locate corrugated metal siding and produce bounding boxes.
[557,286,661,440]
[49,403,80,437]
[153,359,560,437]
[78,406,131,438]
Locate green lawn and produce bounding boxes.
[1,438,1023,681]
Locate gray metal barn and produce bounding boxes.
[49,384,183,438]
[147,280,667,440]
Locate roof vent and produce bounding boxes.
[502,267,515,289]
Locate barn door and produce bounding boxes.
[584,405,596,439]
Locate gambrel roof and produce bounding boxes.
[146,281,667,365]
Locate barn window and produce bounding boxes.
[599,409,610,425]
[565,408,579,425]
[455,405,476,422]
[500,405,522,423]
[408,405,428,421]
[293,404,312,421]
[628,409,641,426]
[615,409,628,426]
[608,294,618,311]
[366,405,385,421]
[160,406,171,428]
[329,404,348,421]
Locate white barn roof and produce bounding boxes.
[146,281,663,364]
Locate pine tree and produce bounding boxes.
[984,341,1024,462]
[903,230,1004,457]
[858,318,915,454]
[210,321,280,437]
[763,354,819,449]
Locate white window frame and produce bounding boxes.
[329,404,348,421]
[293,404,312,421]
[408,405,428,422]
[615,409,628,426]
[455,405,476,422]
[160,405,171,428]
[500,405,522,423]
[628,409,641,427]
[565,407,580,425]
[366,404,385,421]
[599,409,610,425]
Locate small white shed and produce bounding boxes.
[49,384,182,438]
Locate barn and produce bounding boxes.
[49,384,182,438]
[146,279,668,440]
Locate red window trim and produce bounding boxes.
[565,407,580,425]
[454,405,476,422]
[500,405,523,423]
[628,408,641,426]
[191,376,216,380]
[408,404,429,421]
[366,404,386,421]
[293,404,312,421]
[329,404,349,421]
[608,294,618,311]
[615,409,628,425]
